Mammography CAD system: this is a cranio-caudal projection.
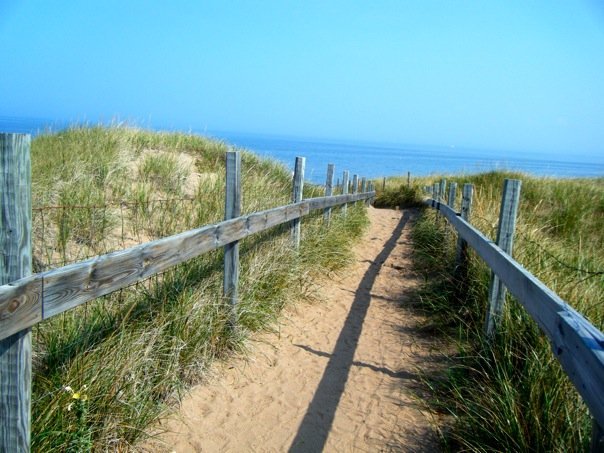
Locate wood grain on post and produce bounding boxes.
[485,179,521,337]
[324,164,334,224]
[455,183,473,268]
[448,182,457,209]
[342,171,349,217]
[0,133,32,452]
[291,157,305,248]
[352,174,359,207]
[224,151,241,317]
[439,179,447,204]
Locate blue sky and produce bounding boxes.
[1,1,604,155]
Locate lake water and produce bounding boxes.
[208,131,604,184]
[2,116,602,184]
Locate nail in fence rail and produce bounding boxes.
[484,179,521,337]
[291,157,305,248]
[324,163,335,224]
[224,151,241,318]
[342,170,349,217]
[425,183,604,450]
[0,133,32,452]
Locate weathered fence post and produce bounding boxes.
[448,182,457,209]
[455,183,474,268]
[432,182,439,204]
[360,177,367,194]
[382,177,386,192]
[291,156,305,248]
[342,170,349,217]
[439,179,447,204]
[0,133,32,452]
[324,163,334,224]
[407,171,411,188]
[445,182,458,238]
[591,419,604,453]
[484,179,522,337]
[224,151,241,318]
[352,174,359,205]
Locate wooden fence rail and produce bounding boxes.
[0,133,374,451]
[425,183,604,450]
[0,190,373,341]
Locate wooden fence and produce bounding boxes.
[425,179,604,451]
[0,133,375,451]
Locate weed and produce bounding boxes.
[404,171,602,451]
[29,125,369,450]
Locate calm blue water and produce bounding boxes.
[2,116,603,184]
[207,131,604,184]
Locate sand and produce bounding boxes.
[143,207,443,452]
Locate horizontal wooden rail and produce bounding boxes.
[425,199,604,430]
[0,191,373,341]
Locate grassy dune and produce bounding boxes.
[376,172,603,451]
[29,126,369,451]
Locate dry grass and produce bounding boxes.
[377,171,603,451]
[30,125,369,451]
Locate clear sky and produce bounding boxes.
[1,1,604,155]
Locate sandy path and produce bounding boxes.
[145,207,441,452]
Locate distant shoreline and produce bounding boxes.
[2,120,603,182]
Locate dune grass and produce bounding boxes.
[29,126,368,451]
[376,171,603,451]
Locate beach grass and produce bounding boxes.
[375,171,603,451]
[29,125,368,451]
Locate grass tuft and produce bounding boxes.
[29,125,369,450]
[402,171,602,451]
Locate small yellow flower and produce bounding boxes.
[72,392,81,400]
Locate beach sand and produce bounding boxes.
[143,207,444,452]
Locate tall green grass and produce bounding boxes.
[379,171,603,451]
[29,126,368,451]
